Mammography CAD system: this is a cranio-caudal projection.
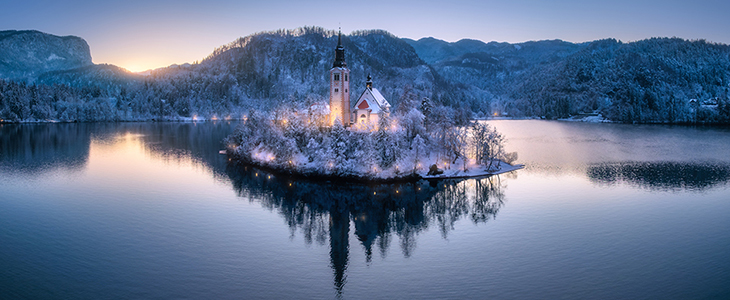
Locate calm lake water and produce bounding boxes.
[1,120,729,299]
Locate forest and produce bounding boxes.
[225,97,515,180]
[1,28,730,124]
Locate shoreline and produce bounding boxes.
[3,118,729,127]
[225,150,524,183]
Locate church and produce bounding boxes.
[328,31,391,127]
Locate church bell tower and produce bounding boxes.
[329,30,350,126]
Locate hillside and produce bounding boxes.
[0,30,93,80]
[505,38,730,123]
[1,28,447,122]
[1,28,729,123]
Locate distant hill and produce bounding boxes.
[1,28,729,123]
[505,38,730,122]
[0,30,93,81]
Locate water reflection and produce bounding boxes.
[588,162,730,191]
[0,122,236,179]
[0,123,91,174]
[4,121,730,296]
[224,163,506,294]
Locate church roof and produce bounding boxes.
[354,87,390,114]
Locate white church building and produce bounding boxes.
[328,31,390,127]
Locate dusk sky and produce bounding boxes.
[2,0,729,72]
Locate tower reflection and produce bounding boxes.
[225,164,507,294]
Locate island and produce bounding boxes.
[225,31,521,182]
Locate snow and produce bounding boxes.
[235,145,523,181]
[558,114,611,123]
[47,53,65,61]
[354,87,390,114]
[422,160,523,179]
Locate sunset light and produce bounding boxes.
[3,1,730,299]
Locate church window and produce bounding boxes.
[334,74,340,81]
[345,89,347,93]
[334,88,339,93]
[345,74,348,81]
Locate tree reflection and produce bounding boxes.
[0,122,237,178]
[225,163,507,295]
[1,122,509,295]
[587,161,730,191]
[0,123,92,173]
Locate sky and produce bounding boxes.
[2,0,729,72]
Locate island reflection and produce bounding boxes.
[4,122,730,294]
[224,163,506,294]
[587,162,730,191]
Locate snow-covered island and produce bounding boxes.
[225,30,521,182]
[224,102,522,182]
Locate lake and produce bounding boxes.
[1,120,729,299]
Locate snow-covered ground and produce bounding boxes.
[229,147,523,181]
[558,114,611,123]
[421,160,524,179]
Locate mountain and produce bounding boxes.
[404,37,584,67]
[1,27,729,124]
[0,30,93,80]
[0,27,451,122]
[133,27,444,115]
[506,38,730,122]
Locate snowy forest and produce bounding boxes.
[225,96,516,180]
[2,27,730,124]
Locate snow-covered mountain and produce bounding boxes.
[1,27,729,123]
[0,30,93,81]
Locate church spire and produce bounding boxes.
[333,29,347,68]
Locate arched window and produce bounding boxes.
[334,73,340,81]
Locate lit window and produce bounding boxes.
[334,74,340,81]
